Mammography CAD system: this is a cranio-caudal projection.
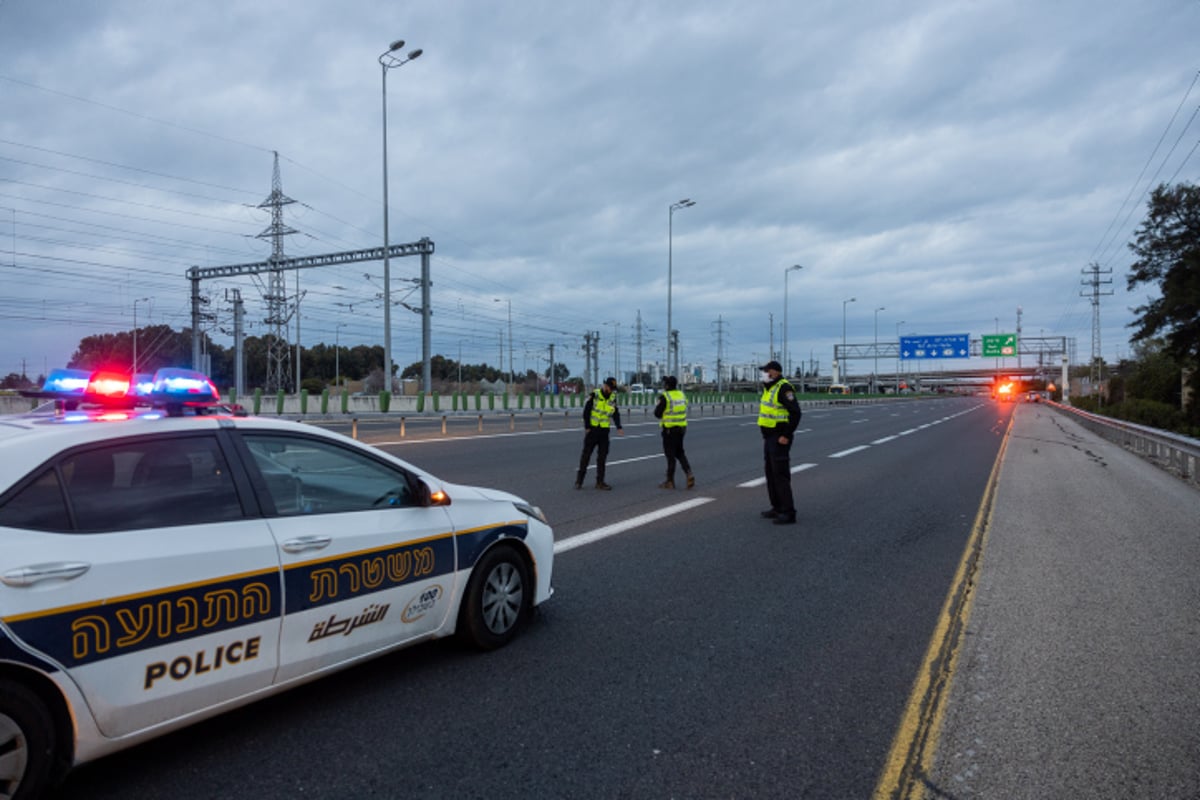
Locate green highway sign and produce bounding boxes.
[982,333,1017,357]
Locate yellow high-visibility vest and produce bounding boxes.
[589,389,615,428]
[660,389,688,428]
[758,380,792,428]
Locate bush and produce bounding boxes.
[1072,396,1199,437]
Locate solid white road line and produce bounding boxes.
[830,445,871,458]
[554,497,715,554]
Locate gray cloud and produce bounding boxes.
[0,0,1195,382]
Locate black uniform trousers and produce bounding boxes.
[661,427,691,481]
[762,430,796,515]
[577,427,611,484]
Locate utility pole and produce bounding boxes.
[256,151,298,393]
[226,288,245,399]
[1080,263,1113,404]
[582,331,602,390]
[712,315,727,393]
[1016,305,1024,369]
[592,330,601,386]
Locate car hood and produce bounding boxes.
[440,481,525,506]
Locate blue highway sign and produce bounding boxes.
[900,334,970,360]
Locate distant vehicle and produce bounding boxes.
[828,384,850,395]
[629,383,647,395]
[0,367,555,796]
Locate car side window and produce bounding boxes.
[0,468,71,531]
[62,436,244,532]
[242,434,415,516]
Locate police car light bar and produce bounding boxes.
[23,366,222,413]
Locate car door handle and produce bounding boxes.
[2,562,91,587]
[281,536,332,554]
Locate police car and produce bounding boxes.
[0,368,554,798]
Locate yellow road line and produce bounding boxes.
[872,411,1014,800]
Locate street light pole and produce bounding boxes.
[841,297,856,384]
[896,320,905,393]
[379,39,423,395]
[132,297,150,373]
[783,264,803,383]
[873,306,885,394]
[667,198,695,377]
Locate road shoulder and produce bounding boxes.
[925,403,1200,798]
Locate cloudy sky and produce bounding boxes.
[1,0,1197,385]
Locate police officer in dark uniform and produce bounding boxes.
[653,375,694,489]
[575,377,624,490]
[757,360,802,525]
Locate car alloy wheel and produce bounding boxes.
[459,545,530,650]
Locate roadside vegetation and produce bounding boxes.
[1078,181,1200,439]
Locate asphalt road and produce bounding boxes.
[58,397,1011,799]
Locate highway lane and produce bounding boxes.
[59,397,1013,799]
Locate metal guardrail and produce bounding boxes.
[1049,401,1200,488]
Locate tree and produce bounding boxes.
[69,325,195,375]
[1127,182,1200,420]
[548,362,570,382]
[1,373,35,390]
[1124,338,1182,407]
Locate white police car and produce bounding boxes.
[0,368,554,798]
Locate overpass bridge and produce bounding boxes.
[828,336,1075,396]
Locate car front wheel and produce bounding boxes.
[458,545,530,650]
[0,679,57,800]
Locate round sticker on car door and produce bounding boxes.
[401,585,443,623]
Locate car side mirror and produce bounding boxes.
[418,479,451,507]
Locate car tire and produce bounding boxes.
[458,545,530,651]
[0,679,57,800]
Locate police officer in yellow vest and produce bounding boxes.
[653,375,694,489]
[575,376,625,490]
[758,360,802,525]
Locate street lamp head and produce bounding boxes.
[381,41,422,68]
[788,264,803,273]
